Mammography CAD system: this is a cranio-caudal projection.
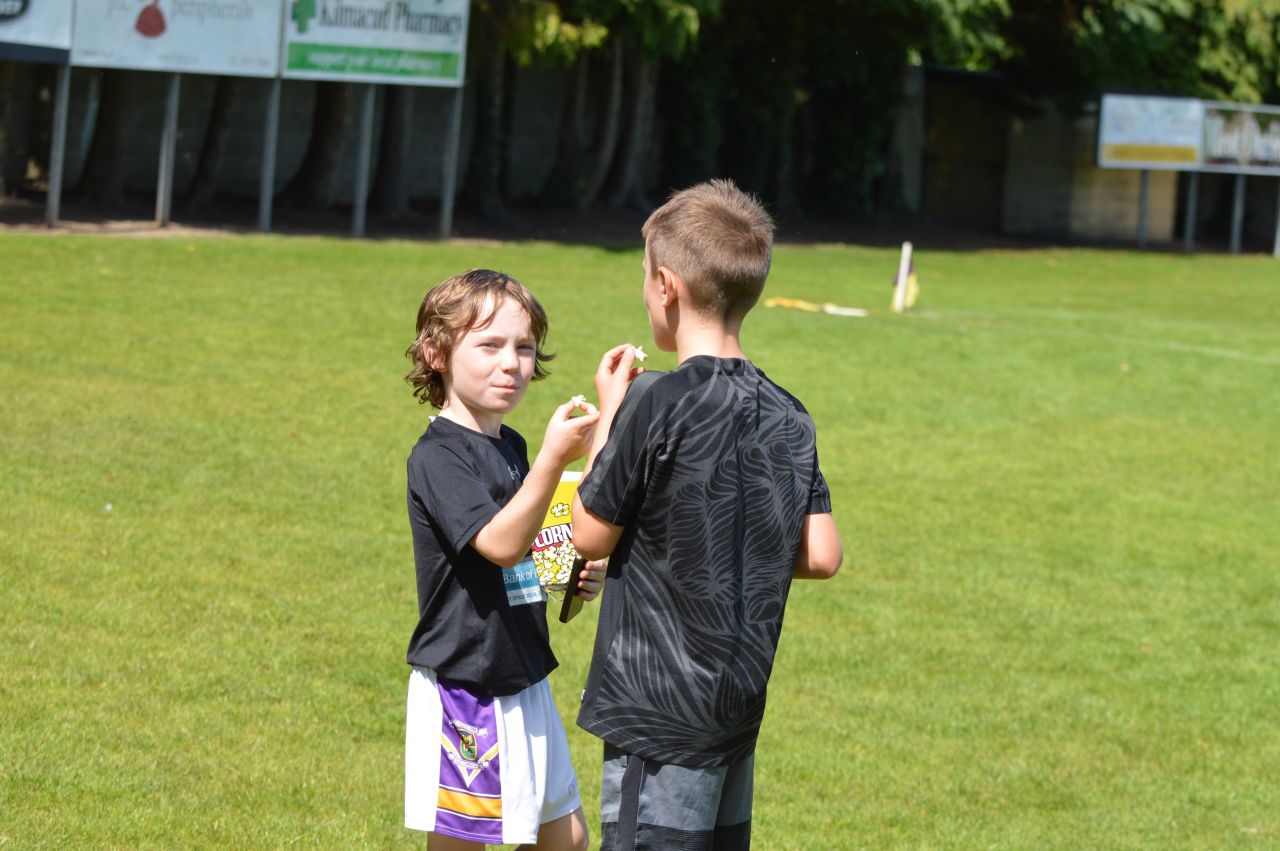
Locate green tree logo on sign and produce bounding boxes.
[292,0,317,33]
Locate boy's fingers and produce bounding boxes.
[600,343,633,370]
[575,401,599,416]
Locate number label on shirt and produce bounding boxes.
[504,557,545,607]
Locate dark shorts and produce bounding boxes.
[599,743,753,851]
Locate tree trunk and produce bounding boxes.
[373,85,414,218]
[539,54,590,206]
[605,44,656,211]
[187,76,239,208]
[576,40,624,211]
[460,7,508,221]
[281,81,362,210]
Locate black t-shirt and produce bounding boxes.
[404,416,557,696]
[577,356,831,768]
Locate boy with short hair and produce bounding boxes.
[402,269,603,851]
[572,180,844,850]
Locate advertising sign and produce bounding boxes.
[0,0,73,62]
[1201,103,1280,177]
[71,0,282,76]
[1097,94,1203,170]
[282,0,468,86]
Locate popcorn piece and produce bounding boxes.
[633,346,648,362]
[571,394,587,406]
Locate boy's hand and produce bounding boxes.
[538,397,599,469]
[575,559,607,602]
[595,343,645,415]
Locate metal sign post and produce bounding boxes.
[45,64,71,228]
[439,87,463,239]
[352,84,377,238]
[1273,179,1280,259]
[1229,174,1246,255]
[155,73,181,227]
[1137,170,1150,248]
[258,76,282,233]
[1184,172,1199,251]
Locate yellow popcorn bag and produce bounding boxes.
[532,471,582,595]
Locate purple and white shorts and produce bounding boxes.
[405,666,581,844]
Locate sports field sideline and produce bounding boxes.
[1,233,1276,848]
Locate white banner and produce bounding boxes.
[71,0,281,77]
[1098,94,1280,177]
[1097,95,1203,171]
[282,0,468,86]
[0,0,73,59]
[1201,102,1280,177]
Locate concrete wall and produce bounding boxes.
[1002,105,1177,243]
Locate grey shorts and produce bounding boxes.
[599,743,753,851]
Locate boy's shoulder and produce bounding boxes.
[407,419,524,470]
[641,357,814,419]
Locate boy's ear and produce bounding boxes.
[657,266,681,307]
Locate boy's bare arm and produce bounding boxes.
[793,512,843,579]
[571,496,623,561]
[471,399,598,568]
[570,343,642,561]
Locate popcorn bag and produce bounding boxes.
[532,472,582,595]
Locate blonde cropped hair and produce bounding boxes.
[642,179,775,320]
[405,269,553,409]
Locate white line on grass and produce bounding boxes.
[910,310,1280,366]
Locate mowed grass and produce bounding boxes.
[1,233,1277,849]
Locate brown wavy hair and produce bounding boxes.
[404,269,554,409]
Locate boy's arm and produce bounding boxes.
[571,496,623,561]
[793,512,843,579]
[471,399,599,568]
[570,343,643,561]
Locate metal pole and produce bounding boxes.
[155,73,181,227]
[45,64,71,229]
[1230,173,1246,255]
[1184,171,1199,252]
[258,76,282,233]
[1273,178,1280,260]
[352,84,376,238]
[439,86,464,239]
[1137,169,1150,249]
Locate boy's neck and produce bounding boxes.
[437,405,504,438]
[674,317,747,364]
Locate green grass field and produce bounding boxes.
[2,233,1277,849]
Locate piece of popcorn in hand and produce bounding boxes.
[633,346,648,362]
[571,394,586,406]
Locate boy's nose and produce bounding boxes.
[499,346,520,371]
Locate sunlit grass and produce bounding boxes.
[2,234,1277,848]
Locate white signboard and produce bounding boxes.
[282,0,468,86]
[0,0,73,61]
[1097,94,1203,170]
[71,0,281,77]
[1201,103,1280,177]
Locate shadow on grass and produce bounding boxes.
[0,189,1264,256]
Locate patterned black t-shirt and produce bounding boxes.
[404,417,557,696]
[577,356,831,768]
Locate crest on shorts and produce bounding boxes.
[441,723,499,787]
[457,728,478,761]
